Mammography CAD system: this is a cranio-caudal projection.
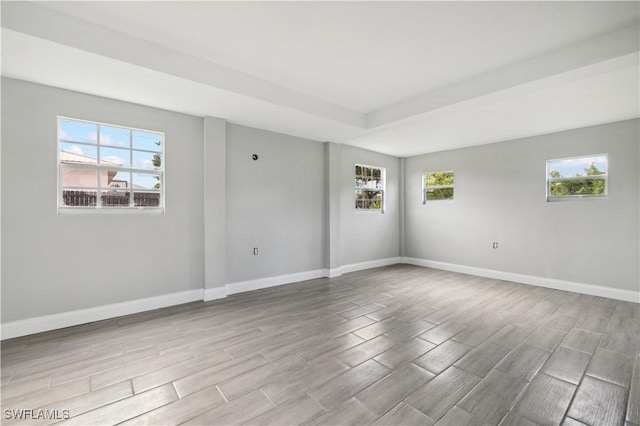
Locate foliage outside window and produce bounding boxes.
[58,117,164,211]
[355,164,385,211]
[424,171,454,202]
[547,154,607,201]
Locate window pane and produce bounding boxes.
[426,187,454,200]
[133,130,163,152]
[426,171,454,186]
[100,147,130,167]
[133,173,161,190]
[355,190,382,210]
[61,189,97,206]
[59,119,97,144]
[548,155,607,178]
[60,143,97,165]
[99,125,130,148]
[360,178,381,189]
[134,192,161,207]
[100,170,130,189]
[101,190,131,207]
[61,167,96,188]
[133,150,161,170]
[549,179,606,197]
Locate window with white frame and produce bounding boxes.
[424,171,454,202]
[355,164,385,211]
[58,117,164,211]
[546,154,607,201]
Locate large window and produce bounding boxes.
[424,171,454,202]
[58,117,164,211]
[547,154,607,201]
[355,164,385,211]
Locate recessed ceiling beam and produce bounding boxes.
[1,1,366,129]
[367,24,639,130]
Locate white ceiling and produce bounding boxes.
[2,1,639,157]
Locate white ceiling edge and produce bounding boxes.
[1,2,638,158]
[3,25,637,158]
[0,29,364,144]
[347,64,640,157]
[1,1,365,128]
[352,52,639,141]
[367,24,639,129]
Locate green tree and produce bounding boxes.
[549,162,605,196]
[425,171,453,186]
[425,171,454,200]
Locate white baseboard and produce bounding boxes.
[1,268,331,340]
[7,255,632,340]
[404,257,639,303]
[340,257,404,275]
[203,286,228,302]
[328,268,343,278]
[225,269,328,295]
[0,289,203,340]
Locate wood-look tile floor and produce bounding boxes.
[1,265,639,426]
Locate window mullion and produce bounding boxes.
[129,130,134,207]
[96,125,102,208]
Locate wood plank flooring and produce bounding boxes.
[1,265,639,425]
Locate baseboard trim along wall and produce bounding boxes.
[202,286,228,302]
[225,269,327,296]
[4,257,637,339]
[0,289,204,340]
[404,257,640,303]
[204,259,402,301]
[339,257,405,275]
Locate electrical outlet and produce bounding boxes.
[492,242,499,249]
[253,247,258,255]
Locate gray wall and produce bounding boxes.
[1,78,205,322]
[339,145,401,266]
[1,78,405,324]
[225,124,326,283]
[3,76,635,327]
[405,119,639,292]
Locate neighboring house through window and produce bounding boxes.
[58,117,164,211]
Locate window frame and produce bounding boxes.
[423,170,455,203]
[354,163,385,213]
[57,116,165,214]
[546,154,608,202]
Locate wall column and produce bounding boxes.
[203,116,227,299]
[325,142,342,277]
[399,157,406,258]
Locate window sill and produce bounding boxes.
[58,207,165,215]
[546,195,607,202]
[355,209,385,214]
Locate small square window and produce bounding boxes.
[424,171,454,202]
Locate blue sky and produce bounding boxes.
[548,155,607,177]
